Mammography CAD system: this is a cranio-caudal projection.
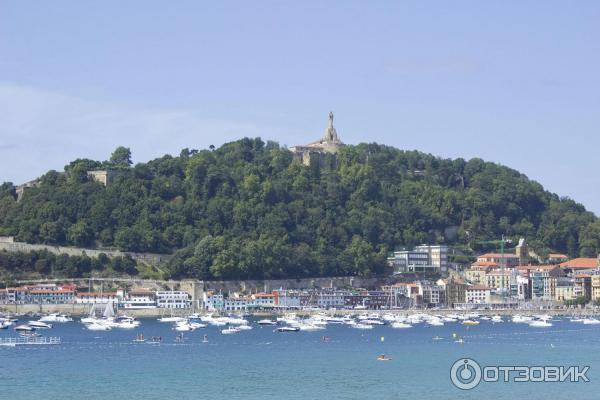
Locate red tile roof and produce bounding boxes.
[560,258,598,269]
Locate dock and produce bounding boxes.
[0,337,61,347]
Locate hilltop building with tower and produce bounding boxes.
[290,112,344,166]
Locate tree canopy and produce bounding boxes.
[0,139,597,280]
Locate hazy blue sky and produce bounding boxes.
[1,1,599,214]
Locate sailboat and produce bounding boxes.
[81,303,97,324]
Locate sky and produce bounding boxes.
[0,1,599,214]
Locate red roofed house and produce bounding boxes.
[560,258,599,274]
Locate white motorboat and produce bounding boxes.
[512,315,533,323]
[582,318,600,325]
[14,324,35,332]
[237,324,253,331]
[158,316,187,323]
[86,322,111,331]
[391,322,412,329]
[28,321,53,329]
[351,323,373,330]
[491,316,503,323]
[529,320,552,327]
[221,327,241,335]
[39,313,73,323]
[257,319,277,326]
[427,319,444,327]
[361,319,385,326]
[114,320,139,329]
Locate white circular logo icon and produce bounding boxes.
[450,358,482,390]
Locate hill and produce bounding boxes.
[1,138,599,280]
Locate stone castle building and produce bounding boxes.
[290,112,344,166]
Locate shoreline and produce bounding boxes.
[1,304,598,318]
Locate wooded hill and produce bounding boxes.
[1,138,598,280]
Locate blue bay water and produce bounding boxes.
[1,317,599,400]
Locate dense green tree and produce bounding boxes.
[109,146,132,168]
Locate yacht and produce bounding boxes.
[257,319,277,326]
[86,322,112,331]
[14,324,36,332]
[28,321,53,329]
[174,322,195,332]
[114,316,141,329]
[39,313,73,323]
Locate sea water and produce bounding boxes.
[1,317,598,400]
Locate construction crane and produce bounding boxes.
[476,235,513,306]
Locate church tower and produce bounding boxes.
[290,112,345,166]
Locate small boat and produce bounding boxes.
[14,324,35,332]
[455,338,465,344]
[237,325,253,331]
[377,354,392,362]
[352,323,373,330]
[158,316,187,323]
[276,326,300,332]
[202,335,209,343]
[432,336,444,341]
[361,319,385,326]
[257,319,277,326]
[147,336,162,345]
[39,314,73,323]
[391,322,412,329]
[86,322,111,331]
[0,321,9,330]
[174,322,195,332]
[582,318,600,325]
[221,327,241,335]
[462,320,480,326]
[28,321,53,329]
[132,333,146,343]
[529,320,552,327]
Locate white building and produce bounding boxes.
[465,285,491,304]
[121,290,157,309]
[156,290,191,309]
[387,245,449,274]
